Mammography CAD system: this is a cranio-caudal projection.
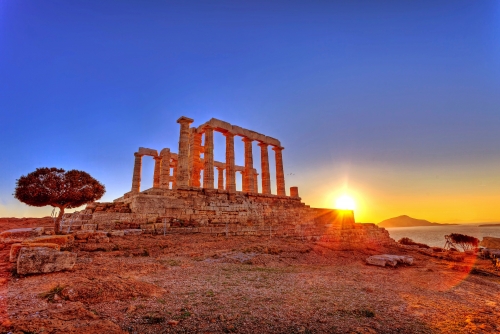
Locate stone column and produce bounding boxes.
[176,116,194,188]
[131,153,142,193]
[172,161,178,189]
[243,137,254,193]
[153,156,162,188]
[217,167,225,190]
[273,146,286,196]
[258,142,271,194]
[224,132,236,192]
[238,171,245,191]
[203,126,214,189]
[189,131,202,187]
[253,170,258,193]
[160,148,171,189]
[290,186,299,197]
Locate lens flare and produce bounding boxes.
[335,195,356,210]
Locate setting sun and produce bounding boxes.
[335,195,356,211]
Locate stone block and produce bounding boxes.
[10,243,60,262]
[140,223,155,230]
[108,230,124,237]
[23,235,74,247]
[74,231,93,240]
[366,255,414,267]
[17,247,77,275]
[123,229,143,236]
[0,228,38,242]
[82,224,97,231]
[98,221,116,232]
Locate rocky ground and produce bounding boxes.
[1,221,499,333]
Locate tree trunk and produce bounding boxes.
[55,206,65,235]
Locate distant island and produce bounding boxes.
[378,215,459,228]
[479,223,500,227]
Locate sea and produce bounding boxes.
[385,224,500,248]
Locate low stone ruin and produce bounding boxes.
[1,228,77,275]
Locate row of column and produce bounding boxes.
[176,117,286,196]
[131,149,177,193]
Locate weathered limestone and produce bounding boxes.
[290,186,299,198]
[10,243,60,262]
[176,116,194,188]
[203,126,215,189]
[366,255,414,267]
[131,153,142,193]
[258,142,271,194]
[153,156,162,188]
[243,137,254,193]
[273,146,286,196]
[160,148,171,189]
[217,167,224,189]
[17,247,77,275]
[224,132,236,192]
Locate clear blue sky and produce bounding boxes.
[1,1,499,222]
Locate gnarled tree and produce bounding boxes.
[14,168,105,234]
[444,233,479,252]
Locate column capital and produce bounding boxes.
[272,146,284,152]
[222,131,235,138]
[153,156,162,161]
[242,136,253,143]
[134,152,142,157]
[177,116,194,124]
[257,142,268,148]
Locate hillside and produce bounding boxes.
[378,215,455,228]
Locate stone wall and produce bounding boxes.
[62,188,394,249]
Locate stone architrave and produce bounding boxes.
[189,131,203,187]
[224,132,236,192]
[203,126,214,189]
[217,167,224,190]
[273,146,286,196]
[176,116,194,188]
[131,152,142,193]
[160,148,171,189]
[153,156,162,188]
[243,137,254,193]
[258,142,271,194]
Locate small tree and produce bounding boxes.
[444,233,479,252]
[14,167,105,234]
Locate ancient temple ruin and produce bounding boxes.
[63,116,393,248]
[127,116,290,196]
